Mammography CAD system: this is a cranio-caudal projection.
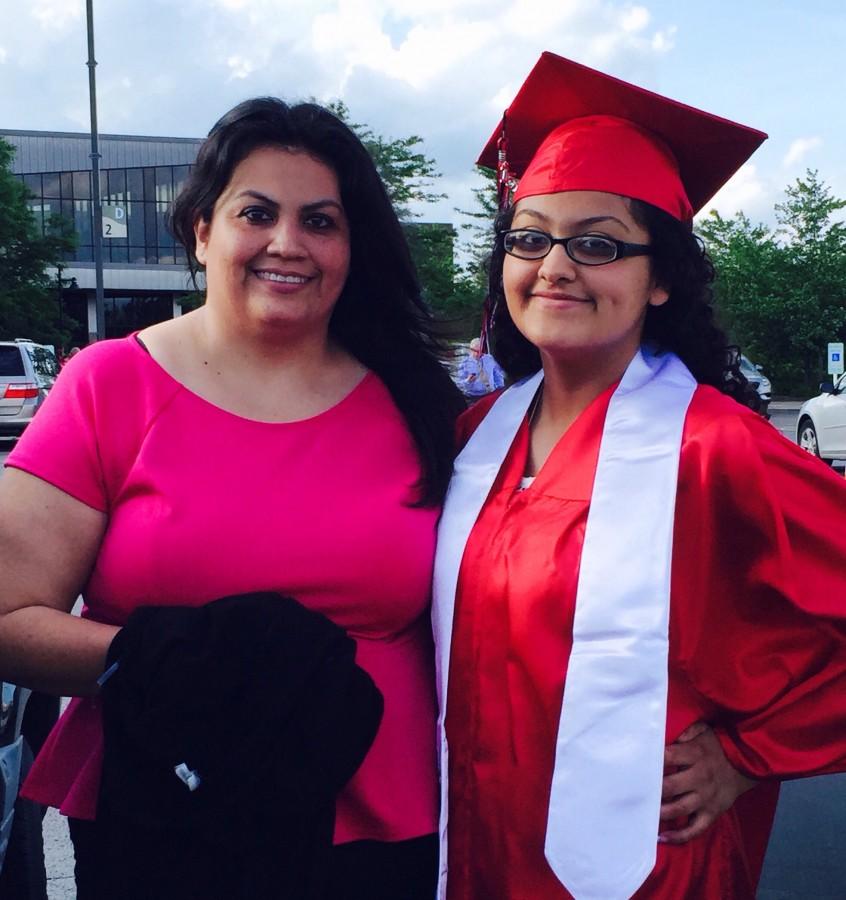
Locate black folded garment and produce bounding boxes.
[95,592,384,900]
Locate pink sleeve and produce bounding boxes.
[6,346,115,511]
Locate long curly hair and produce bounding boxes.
[169,98,465,505]
[486,199,760,411]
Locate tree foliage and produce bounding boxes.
[327,101,482,333]
[404,222,457,312]
[327,101,445,222]
[698,170,846,396]
[441,167,499,336]
[0,137,78,345]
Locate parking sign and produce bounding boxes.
[102,204,127,239]
[828,342,844,376]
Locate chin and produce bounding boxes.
[520,325,588,357]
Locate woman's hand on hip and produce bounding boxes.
[659,721,757,844]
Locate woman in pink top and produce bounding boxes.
[0,98,464,899]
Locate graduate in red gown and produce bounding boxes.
[432,52,846,900]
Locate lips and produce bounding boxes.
[532,290,592,304]
[254,269,313,284]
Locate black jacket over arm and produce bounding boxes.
[95,592,384,900]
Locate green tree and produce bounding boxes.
[438,167,499,336]
[456,168,497,285]
[327,101,479,330]
[0,137,77,345]
[698,170,846,396]
[327,101,445,222]
[404,221,458,313]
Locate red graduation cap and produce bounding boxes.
[478,52,767,221]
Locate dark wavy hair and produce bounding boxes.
[486,199,761,410]
[169,98,465,505]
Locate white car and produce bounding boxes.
[796,373,846,463]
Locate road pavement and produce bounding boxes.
[2,406,845,898]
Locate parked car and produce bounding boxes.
[739,355,772,416]
[0,341,59,439]
[797,373,846,464]
[0,682,48,895]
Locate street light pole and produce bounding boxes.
[86,0,105,341]
[56,263,64,335]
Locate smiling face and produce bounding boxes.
[503,190,669,372]
[194,145,351,341]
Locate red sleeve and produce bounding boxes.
[672,389,846,780]
[455,390,503,450]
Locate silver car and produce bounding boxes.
[0,341,59,439]
[1,682,30,871]
[739,355,772,416]
[0,682,49,894]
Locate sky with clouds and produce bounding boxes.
[0,0,842,230]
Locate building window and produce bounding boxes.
[23,173,41,198]
[42,172,61,199]
[19,162,192,266]
[72,171,91,200]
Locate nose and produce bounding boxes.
[537,242,577,284]
[266,217,307,257]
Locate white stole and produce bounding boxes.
[432,347,696,900]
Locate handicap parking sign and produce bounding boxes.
[828,342,845,376]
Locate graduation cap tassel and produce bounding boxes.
[496,112,516,212]
[479,291,497,355]
[473,114,510,355]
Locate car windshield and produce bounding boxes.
[0,347,26,377]
[739,357,758,377]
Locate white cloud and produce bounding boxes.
[621,6,650,32]
[312,4,496,91]
[651,25,676,53]
[501,0,586,39]
[783,136,822,168]
[697,163,768,220]
[227,55,258,80]
[32,0,84,31]
[0,47,6,64]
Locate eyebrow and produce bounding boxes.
[231,190,344,213]
[513,208,631,232]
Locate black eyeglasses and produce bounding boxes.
[500,229,653,266]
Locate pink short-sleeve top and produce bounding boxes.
[7,336,439,843]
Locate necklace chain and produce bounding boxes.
[527,383,543,427]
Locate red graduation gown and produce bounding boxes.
[445,383,846,900]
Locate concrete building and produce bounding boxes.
[1,128,203,344]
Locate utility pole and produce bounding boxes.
[86,0,105,341]
[56,263,64,334]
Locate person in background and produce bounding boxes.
[58,346,81,368]
[0,97,465,899]
[433,52,846,900]
[455,337,506,399]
